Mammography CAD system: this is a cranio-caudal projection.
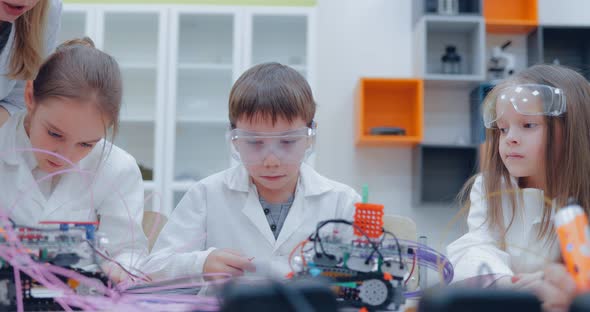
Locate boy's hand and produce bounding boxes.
[511,264,577,312]
[203,249,256,276]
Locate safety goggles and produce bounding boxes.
[229,125,316,165]
[483,84,566,128]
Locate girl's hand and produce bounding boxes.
[512,264,577,312]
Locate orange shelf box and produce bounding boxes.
[484,0,537,34]
[356,78,424,146]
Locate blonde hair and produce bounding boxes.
[9,0,50,80]
[459,65,590,244]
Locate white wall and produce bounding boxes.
[313,0,467,269]
[539,0,590,26]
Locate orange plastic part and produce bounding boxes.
[383,272,393,281]
[484,0,538,34]
[67,278,80,290]
[355,78,423,146]
[556,212,590,291]
[354,203,384,238]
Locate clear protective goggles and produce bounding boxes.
[483,84,567,128]
[228,124,316,165]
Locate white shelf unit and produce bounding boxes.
[56,9,86,44]
[412,13,484,205]
[414,15,485,82]
[243,6,316,87]
[58,5,169,215]
[59,4,316,216]
[101,6,168,216]
[164,7,241,216]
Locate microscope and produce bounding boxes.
[488,40,516,82]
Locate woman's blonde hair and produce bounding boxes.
[459,64,590,244]
[9,0,50,80]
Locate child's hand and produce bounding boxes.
[510,271,545,289]
[203,249,256,276]
[511,264,576,312]
[101,261,130,284]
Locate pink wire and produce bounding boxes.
[11,148,96,218]
[119,294,221,311]
[6,148,142,271]
[0,147,231,310]
[92,175,151,273]
[7,147,149,281]
[44,264,115,297]
[0,248,75,310]
[13,268,23,312]
[7,166,94,216]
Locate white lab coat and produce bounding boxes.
[0,112,148,271]
[447,175,560,282]
[0,0,62,115]
[144,163,360,279]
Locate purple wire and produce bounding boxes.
[404,291,422,298]
[390,239,454,298]
[398,239,454,284]
[4,147,149,279]
[14,268,23,312]
[2,146,460,308]
[0,147,227,311]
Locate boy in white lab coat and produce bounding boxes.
[145,63,361,279]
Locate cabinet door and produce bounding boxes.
[166,9,240,211]
[99,8,168,214]
[244,9,311,79]
[57,7,93,45]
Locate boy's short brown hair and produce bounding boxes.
[229,62,316,128]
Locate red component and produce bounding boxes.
[39,221,99,225]
[285,272,295,279]
[353,203,384,238]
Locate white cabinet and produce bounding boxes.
[244,7,316,84]
[165,8,241,213]
[56,9,88,44]
[58,4,315,215]
[98,7,169,215]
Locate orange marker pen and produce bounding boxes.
[554,202,590,291]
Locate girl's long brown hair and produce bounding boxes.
[33,37,122,142]
[458,65,590,245]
